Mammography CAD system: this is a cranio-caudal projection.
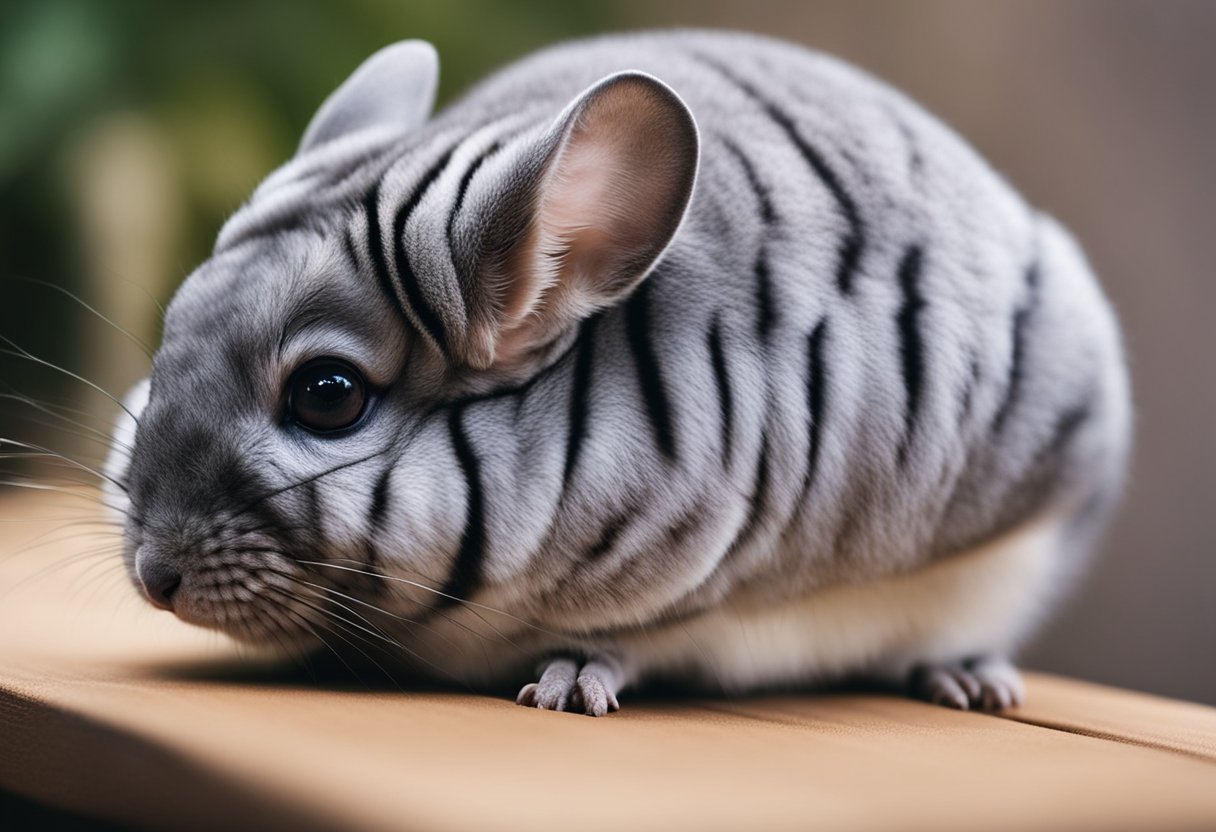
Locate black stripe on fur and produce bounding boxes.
[446,141,501,249]
[624,281,677,461]
[436,402,487,608]
[720,136,777,224]
[1034,401,1091,471]
[367,467,392,531]
[584,511,630,561]
[755,253,777,342]
[341,226,361,272]
[391,147,457,356]
[708,313,736,468]
[992,259,1042,434]
[303,479,324,543]
[693,54,865,295]
[563,316,599,488]
[798,319,829,502]
[958,356,982,429]
[361,183,410,324]
[895,246,926,465]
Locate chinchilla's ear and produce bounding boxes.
[299,40,439,153]
[463,71,699,369]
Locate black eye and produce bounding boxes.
[287,358,367,433]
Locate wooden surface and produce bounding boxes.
[1,492,1215,832]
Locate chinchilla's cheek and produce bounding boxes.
[106,31,1130,717]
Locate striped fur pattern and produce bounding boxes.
[106,31,1131,710]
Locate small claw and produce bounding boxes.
[929,670,969,710]
[515,683,538,707]
[969,655,1024,712]
[576,660,624,717]
[515,657,578,711]
[576,677,608,717]
[980,682,1009,712]
[909,656,1024,713]
[951,668,982,701]
[912,666,968,710]
[515,656,624,716]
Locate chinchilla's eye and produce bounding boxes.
[287,358,367,433]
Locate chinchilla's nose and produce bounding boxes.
[135,548,182,611]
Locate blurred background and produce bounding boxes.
[0,0,1212,705]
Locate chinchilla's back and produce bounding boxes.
[401,30,1130,617]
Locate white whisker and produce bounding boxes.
[300,559,564,640]
[0,336,139,423]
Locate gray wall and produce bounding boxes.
[624,0,1215,704]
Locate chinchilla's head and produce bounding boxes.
[103,40,698,648]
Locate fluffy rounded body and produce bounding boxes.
[107,31,1131,712]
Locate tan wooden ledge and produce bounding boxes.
[1,492,1214,832]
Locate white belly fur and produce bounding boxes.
[618,512,1067,691]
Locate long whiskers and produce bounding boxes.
[1,276,155,360]
[0,438,128,492]
[0,479,129,517]
[0,543,125,601]
[0,392,136,453]
[298,560,564,640]
[258,594,367,682]
[233,446,395,518]
[318,556,529,659]
[259,585,419,689]
[0,336,138,423]
[276,571,466,656]
[269,579,473,688]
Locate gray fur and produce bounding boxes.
[106,31,1131,710]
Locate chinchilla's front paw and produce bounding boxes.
[516,655,623,716]
[908,655,1025,712]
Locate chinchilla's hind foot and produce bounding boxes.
[908,655,1025,712]
[515,655,623,717]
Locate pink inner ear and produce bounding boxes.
[482,74,696,370]
[501,76,697,330]
[495,136,623,328]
